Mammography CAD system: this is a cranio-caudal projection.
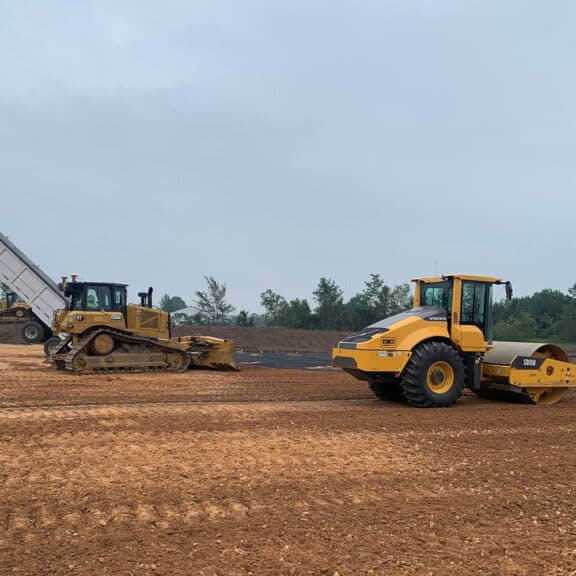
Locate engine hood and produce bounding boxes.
[336,306,448,350]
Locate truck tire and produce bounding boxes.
[369,377,404,402]
[401,341,464,408]
[21,321,45,344]
[44,336,64,356]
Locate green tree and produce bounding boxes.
[362,274,391,317]
[236,309,257,327]
[345,293,375,330]
[260,289,289,326]
[313,277,345,329]
[159,294,187,313]
[193,276,235,325]
[555,301,576,342]
[284,298,314,329]
[494,313,539,341]
[494,288,574,342]
[259,290,314,328]
[390,283,412,314]
[345,276,412,330]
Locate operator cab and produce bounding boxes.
[64,282,128,313]
[413,274,512,344]
[5,292,18,308]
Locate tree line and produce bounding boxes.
[5,275,576,341]
[494,286,576,343]
[162,277,576,343]
[161,274,412,331]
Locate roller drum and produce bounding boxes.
[480,341,570,405]
[484,341,568,365]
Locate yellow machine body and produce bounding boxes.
[49,280,237,374]
[0,293,48,343]
[0,297,32,317]
[53,304,171,341]
[333,274,576,407]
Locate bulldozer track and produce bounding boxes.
[60,328,190,374]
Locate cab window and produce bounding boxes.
[112,288,126,311]
[86,285,113,311]
[420,280,453,314]
[461,282,494,341]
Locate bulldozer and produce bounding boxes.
[0,291,50,343]
[332,274,576,407]
[46,277,238,374]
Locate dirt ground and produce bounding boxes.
[1,345,576,576]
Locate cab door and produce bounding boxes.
[451,280,493,352]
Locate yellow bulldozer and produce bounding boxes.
[46,277,238,374]
[0,292,28,317]
[1,291,50,343]
[332,274,576,407]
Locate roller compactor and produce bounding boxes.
[332,274,576,407]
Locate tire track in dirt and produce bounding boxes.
[0,489,398,535]
[0,396,375,420]
[1,344,576,576]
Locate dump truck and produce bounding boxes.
[47,278,238,374]
[0,233,66,343]
[332,274,575,407]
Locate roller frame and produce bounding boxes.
[482,341,574,389]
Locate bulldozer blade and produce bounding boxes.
[183,336,239,371]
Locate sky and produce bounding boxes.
[1,0,575,313]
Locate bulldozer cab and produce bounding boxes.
[56,280,170,342]
[1,291,20,308]
[5,292,18,308]
[65,282,127,313]
[413,274,507,352]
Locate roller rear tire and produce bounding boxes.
[369,377,405,402]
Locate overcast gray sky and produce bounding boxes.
[1,1,575,312]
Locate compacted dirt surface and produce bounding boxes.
[1,344,576,576]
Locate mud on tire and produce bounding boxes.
[401,341,464,408]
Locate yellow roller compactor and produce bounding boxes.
[332,274,576,407]
[47,278,238,374]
